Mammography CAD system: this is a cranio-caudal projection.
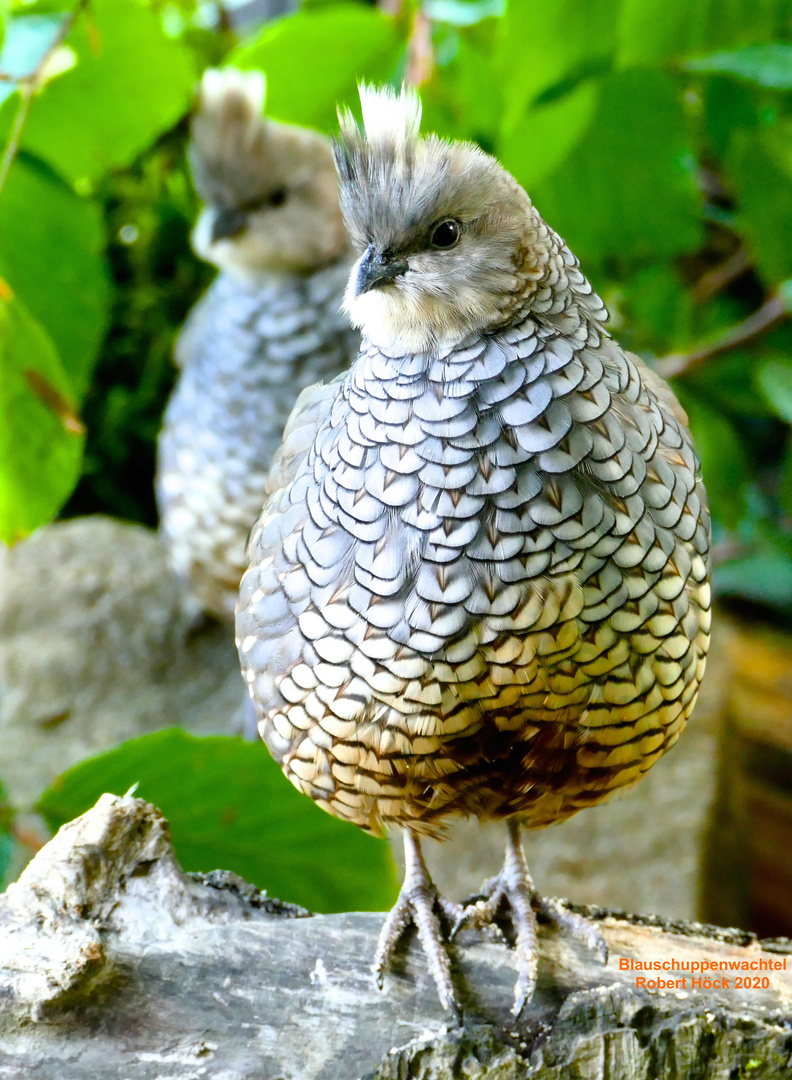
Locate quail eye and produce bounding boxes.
[430,220,460,249]
[268,187,288,208]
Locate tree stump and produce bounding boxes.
[0,794,790,1079]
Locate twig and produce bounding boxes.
[405,8,434,88]
[11,821,47,854]
[377,0,434,87]
[693,247,751,305]
[655,291,790,380]
[0,0,90,197]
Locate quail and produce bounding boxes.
[157,68,358,620]
[236,85,711,1018]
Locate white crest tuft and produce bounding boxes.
[339,83,422,149]
[199,67,266,115]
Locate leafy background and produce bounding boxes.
[1,0,792,905]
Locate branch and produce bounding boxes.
[405,8,434,88]
[655,290,790,380]
[0,0,90,197]
[693,247,751,305]
[377,0,435,87]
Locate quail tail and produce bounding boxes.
[373,831,464,1022]
[452,820,608,1016]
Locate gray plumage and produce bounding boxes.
[156,69,357,618]
[236,86,710,1016]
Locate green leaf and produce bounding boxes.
[780,439,792,519]
[700,75,760,161]
[683,350,774,420]
[0,155,110,398]
[498,81,596,189]
[756,356,792,423]
[420,32,503,146]
[714,552,792,608]
[498,0,618,127]
[618,0,791,66]
[530,69,700,262]
[0,287,84,542]
[620,264,694,354]
[230,6,402,132]
[21,0,195,185]
[675,387,748,530]
[0,780,14,890]
[685,44,792,89]
[37,730,399,914]
[727,128,792,287]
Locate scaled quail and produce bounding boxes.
[157,68,358,620]
[236,86,711,1017]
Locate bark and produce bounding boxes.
[1,795,790,1079]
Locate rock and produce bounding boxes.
[0,795,790,1079]
[0,517,244,814]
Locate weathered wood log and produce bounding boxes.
[1,795,790,1078]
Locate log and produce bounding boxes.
[1,795,790,1079]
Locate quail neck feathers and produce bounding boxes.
[156,68,357,620]
[236,85,711,1017]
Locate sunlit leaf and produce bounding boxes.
[425,0,504,27]
[531,69,700,262]
[618,0,790,66]
[756,356,792,423]
[0,287,84,542]
[0,13,64,105]
[685,43,792,89]
[498,0,618,127]
[37,730,399,914]
[714,552,792,608]
[230,6,402,132]
[21,0,195,185]
[0,154,110,397]
[498,81,596,189]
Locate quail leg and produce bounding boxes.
[452,820,608,1015]
[372,830,464,1021]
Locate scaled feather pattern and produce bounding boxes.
[236,84,711,1014]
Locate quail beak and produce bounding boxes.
[355,245,408,297]
[211,207,248,243]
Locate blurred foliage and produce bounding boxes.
[0,782,15,891]
[37,730,399,913]
[3,0,792,900]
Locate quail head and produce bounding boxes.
[236,85,711,1018]
[157,68,358,621]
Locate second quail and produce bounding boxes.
[157,68,358,620]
